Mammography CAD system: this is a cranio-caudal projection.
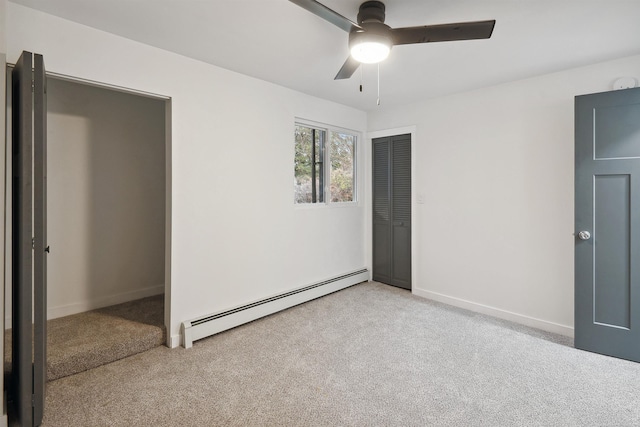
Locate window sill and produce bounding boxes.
[294,201,360,210]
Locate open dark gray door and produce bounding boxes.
[11,50,47,426]
[372,134,411,290]
[33,53,48,426]
[575,87,640,363]
[11,48,34,427]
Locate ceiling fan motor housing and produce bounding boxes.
[357,1,386,24]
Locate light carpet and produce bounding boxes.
[5,294,165,381]
[41,282,640,426]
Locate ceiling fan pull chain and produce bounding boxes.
[377,63,381,106]
[359,66,363,93]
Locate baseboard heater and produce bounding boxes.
[181,269,369,348]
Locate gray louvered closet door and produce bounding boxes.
[372,134,411,289]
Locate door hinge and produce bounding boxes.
[32,237,35,249]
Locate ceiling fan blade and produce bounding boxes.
[391,20,496,45]
[289,0,361,33]
[334,56,360,80]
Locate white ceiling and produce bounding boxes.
[10,0,640,111]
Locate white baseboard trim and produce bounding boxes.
[169,334,181,349]
[413,287,574,338]
[5,284,165,328]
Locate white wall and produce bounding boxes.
[367,54,640,336]
[6,3,367,347]
[46,78,166,318]
[0,0,5,53]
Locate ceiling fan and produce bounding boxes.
[289,0,496,80]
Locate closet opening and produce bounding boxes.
[5,69,172,383]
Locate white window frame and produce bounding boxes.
[294,119,359,206]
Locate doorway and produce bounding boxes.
[372,133,412,289]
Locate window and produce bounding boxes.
[294,122,356,204]
[329,131,356,203]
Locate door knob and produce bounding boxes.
[578,231,591,240]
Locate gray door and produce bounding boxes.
[575,87,640,363]
[372,134,411,289]
[33,52,48,426]
[11,50,48,426]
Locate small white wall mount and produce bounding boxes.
[613,77,638,90]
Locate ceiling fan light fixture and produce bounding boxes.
[350,41,390,64]
[349,30,392,64]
